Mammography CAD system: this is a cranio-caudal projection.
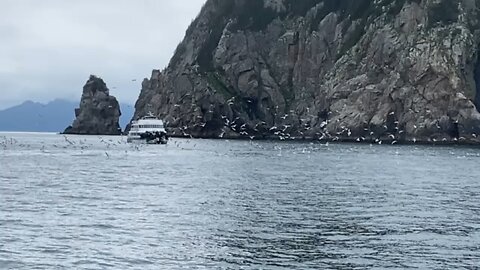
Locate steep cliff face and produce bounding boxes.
[64,75,122,135]
[134,0,480,143]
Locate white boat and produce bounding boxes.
[127,114,168,144]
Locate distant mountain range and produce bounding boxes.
[0,99,134,132]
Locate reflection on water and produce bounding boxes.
[1,132,480,269]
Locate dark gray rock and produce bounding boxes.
[133,0,480,144]
[64,75,122,135]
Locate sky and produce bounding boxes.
[0,0,206,109]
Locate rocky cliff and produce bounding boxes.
[133,0,480,144]
[64,75,122,135]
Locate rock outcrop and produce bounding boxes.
[64,75,122,135]
[133,0,480,144]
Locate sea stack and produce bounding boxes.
[64,75,122,135]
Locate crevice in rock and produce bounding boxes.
[473,49,480,113]
[284,32,300,112]
[450,122,460,139]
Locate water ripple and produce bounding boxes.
[1,133,480,269]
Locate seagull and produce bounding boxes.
[283,125,291,132]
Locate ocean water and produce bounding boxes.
[1,132,480,269]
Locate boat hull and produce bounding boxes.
[127,133,168,145]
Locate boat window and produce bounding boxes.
[137,124,164,129]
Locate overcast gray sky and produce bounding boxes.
[0,0,206,109]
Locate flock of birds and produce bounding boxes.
[175,109,409,145]
[0,136,17,150]
[173,107,478,146]
[0,129,477,162]
[0,131,334,161]
[1,106,476,159]
[0,134,206,160]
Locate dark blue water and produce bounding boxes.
[1,132,480,269]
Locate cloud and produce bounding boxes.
[0,0,206,109]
